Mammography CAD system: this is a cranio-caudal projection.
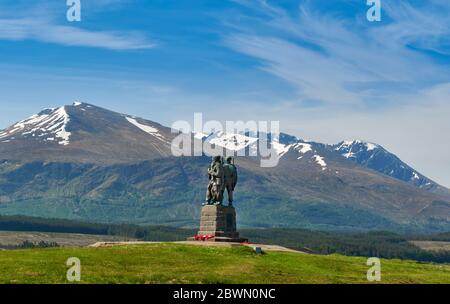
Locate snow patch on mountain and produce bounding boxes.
[207,132,258,152]
[335,140,380,156]
[194,132,209,140]
[126,116,169,144]
[0,106,71,145]
[193,131,293,157]
[313,155,327,170]
[290,142,327,170]
[271,141,290,157]
[53,107,71,145]
[366,142,378,151]
[293,143,313,155]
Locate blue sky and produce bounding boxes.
[0,0,450,186]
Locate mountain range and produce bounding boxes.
[0,102,449,232]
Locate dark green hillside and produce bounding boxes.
[1,158,449,232]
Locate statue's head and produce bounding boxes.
[226,156,233,164]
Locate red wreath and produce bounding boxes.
[193,235,214,241]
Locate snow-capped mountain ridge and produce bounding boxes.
[0,102,173,148]
[193,130,328,170]
[0,102,447,194]
[0,102,449,229]
[0,102,177,163]
[193,130,445,191]
[331,139,447,194]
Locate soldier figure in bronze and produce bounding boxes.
[205,156,225,205]
[223,156,238,206]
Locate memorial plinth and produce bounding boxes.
[188,205,247,243]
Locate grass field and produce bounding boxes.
[0,243,449,284]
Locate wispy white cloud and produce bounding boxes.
[0,1,156,50]
[379,0,450,55]
[223,0,450,108]
[0,18,156,50]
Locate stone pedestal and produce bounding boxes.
[188,205,248,243]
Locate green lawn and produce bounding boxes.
[0,243,449,284]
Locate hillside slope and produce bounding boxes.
[0,157,449,231]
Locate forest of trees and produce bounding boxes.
[0,215,449,263]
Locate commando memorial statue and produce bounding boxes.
[190,156,247,243]
[205,156,238,206]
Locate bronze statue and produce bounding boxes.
[223,156,238,206]
[204,156,238,206]
[205,156,225,205]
